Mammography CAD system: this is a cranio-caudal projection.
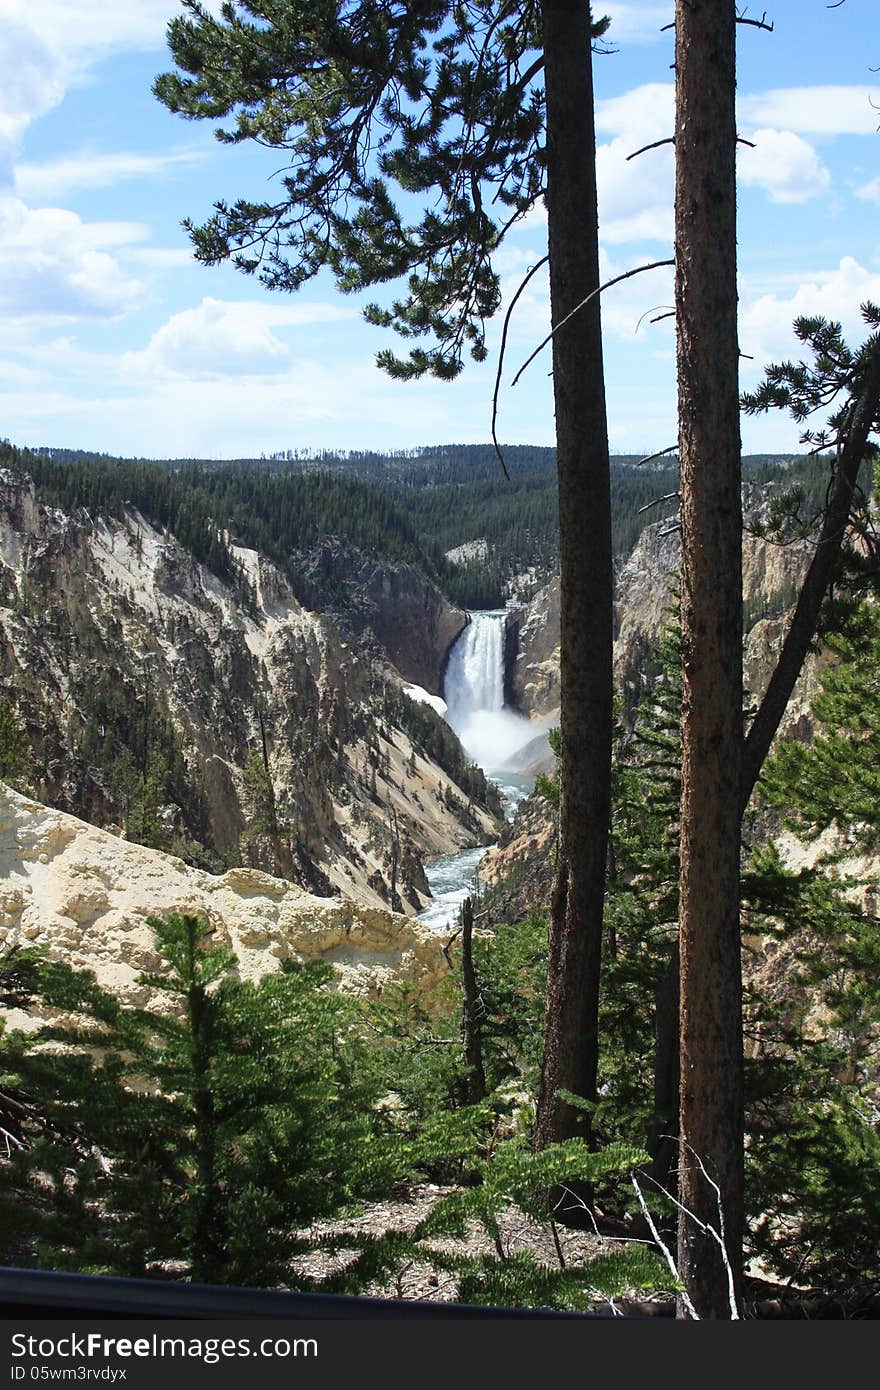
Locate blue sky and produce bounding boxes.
[1,0,878,459]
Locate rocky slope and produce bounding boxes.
[290,539,466,694]
[0,784,448,1031]
[485,518,825,913]
[0,473,502,915]
[508,519,819,732]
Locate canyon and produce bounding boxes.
[0,460,831,1006]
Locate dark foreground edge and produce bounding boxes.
[0,1266,603,1320]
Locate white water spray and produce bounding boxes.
[443,611,534,771]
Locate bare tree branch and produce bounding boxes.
[679,1142,740,1320]
[736,10,774,31]
[631,1174,700,1319]
[636,303,673,332]
[638,491,681,515]
[491,254,549,478]
[636,444,678,467]
[627,137,675,161]
[511,260,674,387]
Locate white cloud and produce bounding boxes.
[122,247,194,271]
[740,257,880,372]
[737,128,830,204]
[3,2,224,70]
[598,249,674,341]
[0,2,223,165]
[0,196,146,319]
[0,6,155,149]
[593,81,838,230]
[597,135,674,244]
[123,297,356,380]
[739,86,880,136]
[856,177,880,205]
[591,84,675,244]
[15,147,208,202]
[0,18,64,140]
[595,83,675,140]
[601,4,671,44]
[0,350,506,458]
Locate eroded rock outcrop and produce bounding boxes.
[0,783,448,1029]
[486,518,825,914]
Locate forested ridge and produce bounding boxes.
[4,438,834,610]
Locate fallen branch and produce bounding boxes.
[631,1173,699,1319]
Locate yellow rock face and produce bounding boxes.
[0,783,449,1030]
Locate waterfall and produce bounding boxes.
[443,611,533,772]
[418,610,536,930]
[444,611,505,726]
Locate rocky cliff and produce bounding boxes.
[0,784,448,1030]
[508,518,819,736]
[485,518,825,913]
[291,539,466,694]
[0,474,501,915]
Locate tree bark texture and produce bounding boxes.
[533,0,613,1157]
[459,896,487,1105]
[675,0,744,1318]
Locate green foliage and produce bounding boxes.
[470,914,547,1090]
[70,664,217,864]
[371,909,548,1124]
[1,923,676,1310]
[533,726,560,809]
[321,1135,671,1310]
[1,914,407,1286]
[155,1,547,381]
[742,306,880,455]
[4,437,830,618]
[741,847,880,1293]
[760,600,880,851]
[740,598,880,1293]
[0,696,31,789]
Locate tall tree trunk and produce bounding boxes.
[533,0,613,1158]
[647,945,679,1193]
[675,0,744,1318]
[459,896,487,1105]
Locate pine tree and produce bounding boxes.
[673,0,744,1317]
[760,600,880,852]
[241,742,296,879]
[2,913,404,1285]
[734,599,880,1298]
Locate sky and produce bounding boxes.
[0,0,878,460]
